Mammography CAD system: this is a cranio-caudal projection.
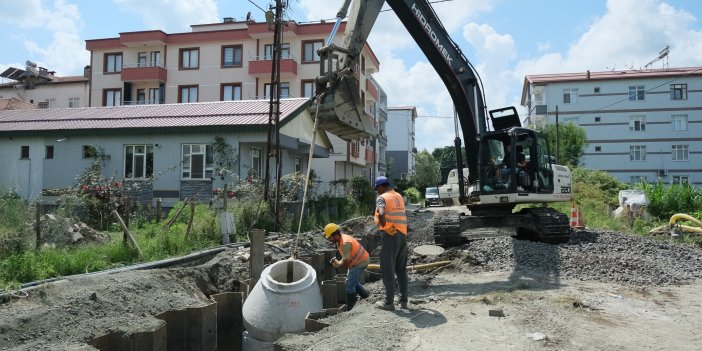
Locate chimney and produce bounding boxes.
[84,65,91,78]
[223,17,234,23]
[586,70,591,79]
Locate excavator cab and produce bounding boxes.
[479,128,554,196]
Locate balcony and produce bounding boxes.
[121,64,167,82]
[248,57,298,76]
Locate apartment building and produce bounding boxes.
[521,67,702,185]
[385,106,417,179]
[85,18,383,193]
[0,63,89,108]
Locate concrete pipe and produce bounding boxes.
[242,259,323,343]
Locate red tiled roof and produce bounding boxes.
[521,66,702,105]
[0,98,310,133]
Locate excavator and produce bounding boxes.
[312,0,573,245]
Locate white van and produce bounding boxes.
[424,187,440,207]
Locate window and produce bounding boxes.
[180,48,199,69]
[37,101,49,109]
[302,80,315,98]
[250,147,261,178]
[672,176,690,184]
[136,89,146,104]
[594,116,601,122]
[672,114,688,131]
[82,145,96,159]
[302,40,323,62]
[563,88,578,104]
[630,145,646,161]
[104,89,121,106]
[628,85,645,101]
[351,141,360,157]
[594,87,600,93]
[295,156,303,173]
[149,88,160,104]
[670,84,687,100]
[68,97,80,108]
[181,144,214,179]
[672,145,689,161]
[361,56,366,73]
[150,51,161,66]
[40,99,56,108]
[221,83,242,101]
[595,146,601,152]
[104,53,122,73]
[629,116,646,131]
[20,146,29,159]
[264,43,290,60]
[138,52,148,67]
[629,176,648,184]
[45,145,54,159]
[124,145,154,179]
[222,45,243,67]
[264,82,289,99]
[179,85,198,103]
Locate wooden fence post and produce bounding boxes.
[113,210,143,257]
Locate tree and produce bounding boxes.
[413,150,441,191]
[432,146,467,183]
[537,122,587,166]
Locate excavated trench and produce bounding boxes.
[83,249,365,351]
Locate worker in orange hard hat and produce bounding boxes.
[324,223,370,310]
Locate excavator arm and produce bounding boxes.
[314,0,488,185]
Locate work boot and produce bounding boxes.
[399,301,409,309]
[375,300,395,311]
[357,285,370,300]
[346,293,358,311]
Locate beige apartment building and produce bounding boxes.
[84,19,380,106]
[84,18,384,193]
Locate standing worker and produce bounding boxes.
[372,176,409,311]
[324,223,370,310]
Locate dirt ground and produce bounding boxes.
[277,270,702,350]
[1,205,701,350]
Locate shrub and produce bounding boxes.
[404,187,421,203]
[639,181,702,220]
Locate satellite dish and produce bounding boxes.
[246,11,252,21]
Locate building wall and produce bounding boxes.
[0,81,89,108]
[386,107,416,179]
[524,70,702,185]
[0,117,322,204]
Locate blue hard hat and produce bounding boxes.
[373,176,390,190]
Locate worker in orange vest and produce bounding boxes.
[372,176,409,311]
[324,223,370,310]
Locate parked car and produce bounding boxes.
[425,187,441,207]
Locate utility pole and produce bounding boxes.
[264,0,284,230]
[556,105,561,163]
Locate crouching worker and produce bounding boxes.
[324,223,370,310]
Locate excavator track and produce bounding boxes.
[433,207,571,246]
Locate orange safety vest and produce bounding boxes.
[374,190,407,236]
[338,234,369,268]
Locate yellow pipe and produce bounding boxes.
[649,213,702,236]
[366,260,452,272]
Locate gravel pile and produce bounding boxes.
[461,229,702,287]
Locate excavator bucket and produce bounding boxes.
[311,76,378,141]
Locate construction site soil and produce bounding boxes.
[2,207,702,350]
